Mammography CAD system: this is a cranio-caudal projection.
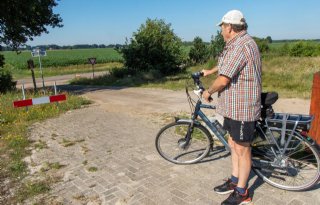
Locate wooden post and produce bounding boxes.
[309,72,320,145]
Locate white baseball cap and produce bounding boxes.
[217,10,245,26]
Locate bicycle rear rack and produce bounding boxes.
[265,113,314,147]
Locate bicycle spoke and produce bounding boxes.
[252,129,320,190]
[156,122,211,164]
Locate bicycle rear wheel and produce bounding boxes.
[252,129,320,191]
[155,121,212,164]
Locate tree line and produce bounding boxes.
[0,44,124,51]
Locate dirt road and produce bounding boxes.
[16,70,311,115]
[15,71,108,89]
[81,86,311,115]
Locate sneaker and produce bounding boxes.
[213,179,237,195]
[221,189,252,205]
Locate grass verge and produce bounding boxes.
[0,90,91,204]
[71,57,320,99]
[11,62,123,79]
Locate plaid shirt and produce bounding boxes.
[217,31,262,121]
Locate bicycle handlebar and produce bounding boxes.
[191,71,204,91]
[191,71,213,102]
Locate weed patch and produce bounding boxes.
[87,167,98,172]
[0,91,91,204]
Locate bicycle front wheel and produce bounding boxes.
[155,121,212,164]
[252,129,320,191]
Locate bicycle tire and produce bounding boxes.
[252,129,320,191]
[155,121,212,164]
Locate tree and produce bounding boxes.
[0,0,62,93]
[266,36,273,44]
[253,37,269,53]
[0,0,63,50]
[189,37,209,64]
[210,31,225,58]
[120,19,184,75]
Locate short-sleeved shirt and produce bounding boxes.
[217,31,262,122]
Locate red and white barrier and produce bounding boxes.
[13,94,66,108]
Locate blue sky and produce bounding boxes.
[28,0,320,46]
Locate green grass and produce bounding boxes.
[262,56,320,98]
[60,138,85,147]
[11,62,124,79]
[17,181,50,202]
[2,48,123,70]
[70,62,217,90]
[34,140,48,150]
[0,90,91,204]
[1,48,124,79]
[40,162,65,172]
[71,56,320,99]
[88,167,98,172]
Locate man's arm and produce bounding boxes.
[203,75,230,102]
[202,66,218,77]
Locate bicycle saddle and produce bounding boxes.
[261,92,278,106]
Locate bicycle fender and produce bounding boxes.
[176,118,201,125]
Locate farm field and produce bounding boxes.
[2,48,123,69]
[2,48,124,79]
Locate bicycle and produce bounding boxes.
[155,71,320,191]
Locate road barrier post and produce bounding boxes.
[309,72,320,145]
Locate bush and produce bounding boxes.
[120,19,184,75]
[141,69,163,80]
[0,70,16,93]
[189,37,209,64]
[110,67,136,78]
[210,31,225,58]
[253,37,270,53]
[0,53,17,93]
[289,41,317,57]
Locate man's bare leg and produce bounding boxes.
[228,136,239,179]
[234,142,251,188]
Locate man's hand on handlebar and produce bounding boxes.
[201,67,218,77]
[202,90,213,103]
[201,69,211,77]
[191,71,213,102]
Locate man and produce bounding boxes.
[202,10,262,205]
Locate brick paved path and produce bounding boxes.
[26,104,320,205]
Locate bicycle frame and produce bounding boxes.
[177,97,231,152]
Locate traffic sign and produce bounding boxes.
[88,57,96,65]
[31,48,47,91]
[31,49,47,57]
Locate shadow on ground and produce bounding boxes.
[57,84,127,95]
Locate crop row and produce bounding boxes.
[2,48,124,70]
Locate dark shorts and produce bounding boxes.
[223,117,256,143]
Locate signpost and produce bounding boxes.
[31,48,47,92]
[88,57,96,78]
[27,59,37,92]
